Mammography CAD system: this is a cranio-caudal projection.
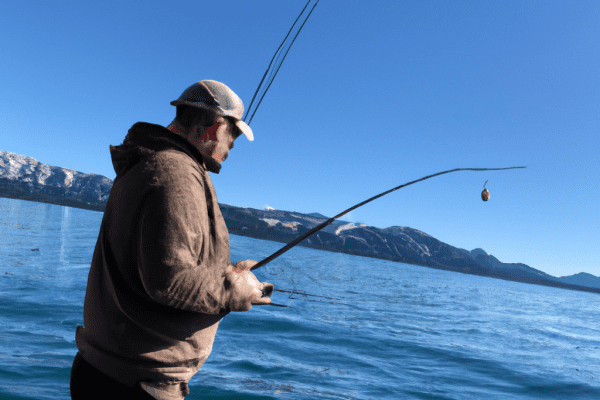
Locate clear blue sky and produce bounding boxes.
[1,1,598,277]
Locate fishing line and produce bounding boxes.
[247,0,320,126]
[243,0,310,122]
[287,276,306,307]
[243,0,320,125]
[286,296,353,308]
[275,289,341,301]
[267,290,348,308]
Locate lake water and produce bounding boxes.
[1,196,599,400]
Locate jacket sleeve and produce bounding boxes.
[136,162,232,314]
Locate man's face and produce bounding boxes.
[189,117,240,164]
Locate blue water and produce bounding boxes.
[1,197,599,400]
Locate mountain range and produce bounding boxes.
[1,149,598,294]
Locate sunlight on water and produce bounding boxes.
[58,206,69,263]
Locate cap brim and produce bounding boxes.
[235,120,254,141]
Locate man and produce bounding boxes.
[70,80,274,400]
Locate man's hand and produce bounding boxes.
[226,260,274,311]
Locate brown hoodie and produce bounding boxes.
[75,122,239,399]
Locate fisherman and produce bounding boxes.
[70,80,274,400]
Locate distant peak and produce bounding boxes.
[572,272,596,278]
[471,248,489,256]
[307,212,329,219]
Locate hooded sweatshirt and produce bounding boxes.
[76,122,239,399]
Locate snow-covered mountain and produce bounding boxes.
[220,203,484,273]
[1,149,598,294]
[0,151,111,212]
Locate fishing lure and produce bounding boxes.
[481,179,490,201]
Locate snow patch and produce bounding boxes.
[260,218,280,227]
[281,221,302,230]
[345,235,368,246]
[335,223,358,235]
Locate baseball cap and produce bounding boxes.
[170,80,254,141]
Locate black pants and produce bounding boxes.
[70,352,156,399]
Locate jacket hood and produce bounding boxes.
[109,122,210,179]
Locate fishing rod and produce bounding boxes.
[238,5,526,306]
[252,166,526,272]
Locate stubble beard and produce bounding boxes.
[202,153,222,174]
[190,132,222,174]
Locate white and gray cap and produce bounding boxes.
[170,80,254,141]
